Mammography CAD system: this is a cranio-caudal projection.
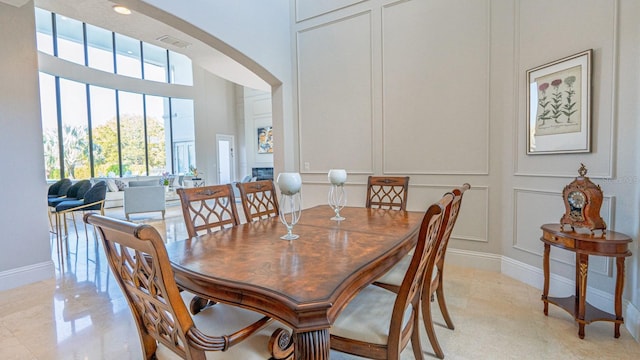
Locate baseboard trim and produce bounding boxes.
[446,248,502,271]
[0,260,54,291]
[447,249,640,343]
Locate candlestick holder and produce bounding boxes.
[277,172,302,240]
[328,169,347,221]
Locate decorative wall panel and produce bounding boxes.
[407,184,489,243]
[295,0,366,22]
[297,12,374,173]
[381,0,490,174]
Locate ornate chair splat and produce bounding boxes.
[236,180,279,222]
[366,176,410,210]
[177,185,240,238]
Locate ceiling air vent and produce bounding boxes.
[157,35,191,49]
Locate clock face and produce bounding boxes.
[567,190,586,221]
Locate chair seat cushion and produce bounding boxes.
[55,199,84,212]
[48,197,77,207]
[154,292,292,360]
[376,254,412,287]
[331,285,411,345]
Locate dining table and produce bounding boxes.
[165,205,424,359]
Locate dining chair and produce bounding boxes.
[235,180,279,222]
[177,184,242,315]
[53,181,107,268]
[47,178,72,230]
[366,176,410,210]
[84,213,293,360]
[374,183,470,358]
[48,178,72,199]
[48,179,92,233]
[329,195,449,360]
[177,184,241,238]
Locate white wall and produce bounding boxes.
[289,0,639,338]
[192,65,240,184]
[0,0,54,289]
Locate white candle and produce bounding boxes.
[328,169,347,186]
[277,172,302,195]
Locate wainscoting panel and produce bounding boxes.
[513,188,615,277]
[295,0,366,22]
[296,12,374,173]
[407,184,488,243]
[381,0,490,175]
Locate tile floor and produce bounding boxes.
[1,204,638,359]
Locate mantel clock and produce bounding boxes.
[560,163,606,233]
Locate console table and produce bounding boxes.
[540,224,632,339]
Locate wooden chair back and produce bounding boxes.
[421,183,470,358]
[433,183,470,276]
[236,180,279,222]
[330,194,449,359]
[366,176,410,210]
[85,213,273,360]
[177,185,240,238]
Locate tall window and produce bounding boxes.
[89,85,117,176]
[145,95,168,174]
[169,51,193,86]
[55,14,84,65]
[59,78,90,179]
[143,43,168,82]
[170,98,195,174]
[118,91,145,175]
[115,33,142,79]
[39,73,59,179]
[35,8,195,180]
[34,8,53,55]
[86,24,114,72]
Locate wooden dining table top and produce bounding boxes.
[165,205,424,332]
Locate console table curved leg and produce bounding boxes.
[614,257,625,338]
[577,253,589,339]
[295,329,329,360]
[542,243,550,315]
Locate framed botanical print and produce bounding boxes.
[526,49,592,154]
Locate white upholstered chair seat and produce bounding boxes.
[376,255,412,286]
[331,285,413,345]
[155,292,292,360]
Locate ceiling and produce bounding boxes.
[3,0,270,91]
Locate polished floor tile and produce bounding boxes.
[1,204,638,359]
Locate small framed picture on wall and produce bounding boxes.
[257,126,273,154]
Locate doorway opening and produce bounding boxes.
[216,134,235,184]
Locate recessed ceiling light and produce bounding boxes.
[112,5,131,15]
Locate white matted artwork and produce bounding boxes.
[526,49,592,154]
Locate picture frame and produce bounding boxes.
[526,49,592,154]
[257,126,273,154]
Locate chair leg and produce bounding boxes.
[71,212,79,239]
[422,287,444,359]
[435,269,455,330]
[55,212,65,270]
[48,207,54,232]
[410,304,425,360]
[190,296,216,315]
[161,210,165,219]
